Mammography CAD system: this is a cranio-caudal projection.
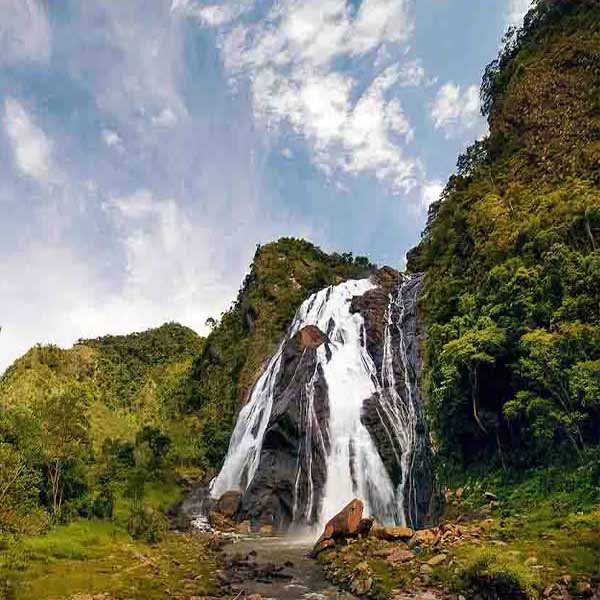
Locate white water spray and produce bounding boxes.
[211,275,422,527]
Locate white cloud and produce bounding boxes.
[181,0,421,192]
[0,189,245,372]
[3,98,59,184]
[420,180,443,211]
[0,0,51,65]
[506,0,533,27]
[430,82,486,139]
[171,0,253,26]
[101,128,123,149]
[151,108,178,128]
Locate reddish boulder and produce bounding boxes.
[371,525,414,541]
[312,499,364,556]
[216,490,242,517]
[297,325,328,349]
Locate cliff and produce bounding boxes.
[185,237,373,468]
[407,0,600,469]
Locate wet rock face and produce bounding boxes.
[298,325,329,349]
[238,326,330,530]
[355,272,433,529]
[222,269,433,531]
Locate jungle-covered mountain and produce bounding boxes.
[184,238,372,467]
[407,0,600,475]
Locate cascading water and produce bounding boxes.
[211,272,429,530]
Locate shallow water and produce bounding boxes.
[221,536,355,600]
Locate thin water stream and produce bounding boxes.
[221,535,354,600]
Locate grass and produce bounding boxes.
[1,520,220,600]
[0,481,220,600]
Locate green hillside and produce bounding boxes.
[407,0,600,473]
[0,323,203,533]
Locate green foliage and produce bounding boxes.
[80,322,203,408]
[409,0,600,469]
[459,549,541,599]
[126,506,168,544]
[0,522,219,600]
[187,237,373,469]
[0,323,204,535]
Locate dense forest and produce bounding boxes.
[408,0,599,478]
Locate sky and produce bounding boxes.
[0,0,533,372]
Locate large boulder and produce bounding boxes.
[312,499,364,556]
[208,511,236,532]
[297,325,328,349]
[216,490,242,518]
[371,524,415,541]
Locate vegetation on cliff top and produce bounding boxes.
[408,0,600,473]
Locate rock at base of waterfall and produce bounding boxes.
[387,547,415,564]
[357,517,374,537]
[297,324,328,348]
[372,525,415,541]
[312,499,364,556]
[208,511,236,532]
[216,490,242,518]
[312,538,336,555]
[258,523,275,536]
[408,528,438,548]
[235,520,251,534]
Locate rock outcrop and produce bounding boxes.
[312,499,364,556]
[213,268,433,532]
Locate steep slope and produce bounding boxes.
[186,237,373,468]
[407,0,600,469]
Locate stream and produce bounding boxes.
[219,535,355,600]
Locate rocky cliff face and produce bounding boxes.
[211,268,432,533]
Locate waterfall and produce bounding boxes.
[372,273,423,526]
[211,274,427,529]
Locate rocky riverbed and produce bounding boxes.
[213,535,356,600]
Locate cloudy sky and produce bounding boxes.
[0,0,532,371]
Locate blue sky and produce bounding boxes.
[0,0,531,371]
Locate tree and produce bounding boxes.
[506,324,600,455]
[440,322,506,436]
[38,385,90,518]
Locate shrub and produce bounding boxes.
[127,506,168,544]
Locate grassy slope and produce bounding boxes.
[2,522,219,600]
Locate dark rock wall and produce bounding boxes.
[239,330,331,530]
[237,269,433,531]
